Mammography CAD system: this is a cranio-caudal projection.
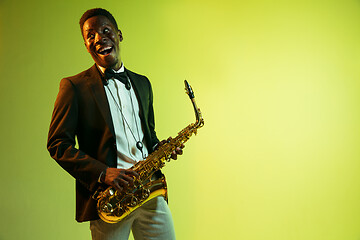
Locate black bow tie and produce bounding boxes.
[104,68,131,90]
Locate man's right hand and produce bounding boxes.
[103,168,139,192]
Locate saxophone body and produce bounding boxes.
[94,80,204,223]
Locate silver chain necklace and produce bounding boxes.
[105,81,145,159]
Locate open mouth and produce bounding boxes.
[97,46,113,56]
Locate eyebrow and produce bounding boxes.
[84,22,111,32]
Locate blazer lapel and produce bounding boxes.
[86,64,116,138]
[125,68,148,122]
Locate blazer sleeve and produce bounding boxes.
[47,78,107,192]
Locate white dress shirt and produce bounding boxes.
[100,64,149,169]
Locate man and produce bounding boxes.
[47,8,181,240]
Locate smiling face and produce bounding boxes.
[82,15,123,70]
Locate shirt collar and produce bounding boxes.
[97,62,125,74]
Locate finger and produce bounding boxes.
[116,177,131,189]
[113,179,123,191]
[175,147,183,155]
[120,174,135,186]
[125,169,139,178]
[171,151,178,160]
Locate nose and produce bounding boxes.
[95,32,107,45]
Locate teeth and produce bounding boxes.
[98,46,112,54]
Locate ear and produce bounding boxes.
[118,29,123,42]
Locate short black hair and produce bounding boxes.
[79,8,119,35]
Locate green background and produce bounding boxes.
[1,0,360,239]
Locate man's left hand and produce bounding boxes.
[157,137,185,160]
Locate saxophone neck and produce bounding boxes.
[195,113,204,128]
[185,80,204,129]
[192,99,204,128]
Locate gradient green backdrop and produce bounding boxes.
[1,0,360,239]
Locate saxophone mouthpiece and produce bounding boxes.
[184,80,195,99]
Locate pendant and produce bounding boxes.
[136,141,143,151]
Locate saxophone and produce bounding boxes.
[93,80,204,223]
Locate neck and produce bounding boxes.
[98,62,123,73]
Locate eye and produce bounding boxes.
[103,28,110,34]
[87,33,95,40]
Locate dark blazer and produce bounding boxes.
[47,64,159,222]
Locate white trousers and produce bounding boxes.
[90,196,176,240]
